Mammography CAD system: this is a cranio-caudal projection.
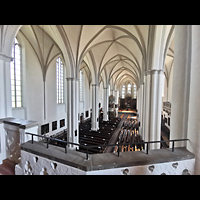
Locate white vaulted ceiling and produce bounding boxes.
[54,25,149,88]
[10,25,173,90]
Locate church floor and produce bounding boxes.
[0,159,16,175]
[118,108,137,114]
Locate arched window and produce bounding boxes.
[122,85,125,98]
[133,84,137,98]
[56,57,64,104]
[10,37,22,108]
[79,70,83,101]
[127,83,131,94]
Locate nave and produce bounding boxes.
[42,112,147,155]
[39,111,171,158]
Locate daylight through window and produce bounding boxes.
[133,84,137,98]
[127,83,131,94]
[10,38,22,108]
[79,70,83,101]
[122,85,125,98]
[56,57,64,104]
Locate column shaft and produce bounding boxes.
[0,56,12,163]
[187,25,200,174]
[144,73,151,142]
[91,84,99,131]
[103,87,109,121]
[66,78,79,147]
[149,71,158,149]
[170,25,191,147]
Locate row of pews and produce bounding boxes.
[48,129,67,148]
[113,117,144,153]
[161,123,170,148]
[41,117,121,154]
[78,117,121,154]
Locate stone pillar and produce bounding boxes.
[91,84,99,131]
[114,90,119,117]
[136,87,140,114]
[155,70,164,147]
[103,87,109,121]
[142,83,146,138]
[170,25,191,147]
[186,25,200,174]
[0,54,13,163]
[0,54,12,118]
[143,69,163,149]
[143,72,151,142]
[149,70,158,149]
[66,78,79,147]
[139,83,144,136]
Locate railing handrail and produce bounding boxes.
[25,132,189,160]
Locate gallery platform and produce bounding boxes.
[16,140,195,175]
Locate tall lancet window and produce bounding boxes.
[79,70,83,101]
[127,83,131,94]
[133,84,137,98]
[56,57,64,104]
[10,37,22,108]
[122,85,125,98]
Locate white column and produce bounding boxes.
[0,55,12,118]
[143,69,163,149]
[103,87,109,121]
[142,83,145,138]
[155,70,164,147]
[187,25,200,174]
[91,84,99,131]
[0,55,12,164]
[114,90,119,117]
[136,88,140,113]
[149,70,158,149]
[66,78,79,147]
[138,83,144,136]
[170,25,191,147]
[143,72,151,142]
